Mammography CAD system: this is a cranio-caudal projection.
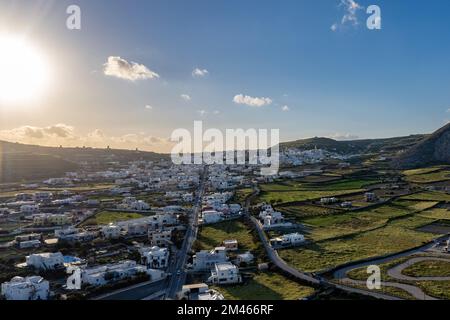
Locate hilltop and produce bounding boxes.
[281,134,426,155]
[392,123,450,169]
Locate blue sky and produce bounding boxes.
[0,0,449,151]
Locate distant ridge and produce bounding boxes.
[0,140,166,183]
[280,134,426,155]
[392,123,450,169]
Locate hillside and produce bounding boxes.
[0,140,167,183]
[392,123,450,169]
[281,134,426,155]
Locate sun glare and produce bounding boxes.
[0,35,51,106]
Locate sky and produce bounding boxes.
[0,0,449,153]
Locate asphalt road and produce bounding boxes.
[93,279,167,300]
[244,185,415,300]
[165,166,207,299]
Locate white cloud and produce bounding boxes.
[103,56,160,81]
[331,0,363,31]
[213,110,220,115]
[197,110,207,116]
[446,108,450,113]
[181,94,192,101]
[0,124,174,153]
[192,68,209,78]
[145,105,153,110]
[281,105,290,112]
[233,94,272,108]
[327,132,360,140]
[0,124,75,141]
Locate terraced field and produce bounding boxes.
[213,272,315,300]
[279,214,437,272]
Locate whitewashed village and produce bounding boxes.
[1,144,450,301]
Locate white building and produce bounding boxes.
[270,233,305,248]
[140,246,169,269]
[208,262,242,285]
[33,213,71,226]
[66,260,163,288]
[117,197,150,211]
[20,204,39,215]
[26,252,65,271]
[18,240,41,249]
[149,229,172,247]
[222,239,238,251]
[178,283,224,300]
[1,276,49,300]
[320,197,339,205]
[236,252,255,265]
[192,247,228,271]
[101,224,122,239]
[54,227,98,243]
[202,210,223,224]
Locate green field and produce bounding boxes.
[418,208,450,220]
[214,272,315,300]
[81,211,144,226]
[233,188,254,204]
[401,192,450,202]
[260,178,378,192]
[403,260,450,277]
[258,189,364,204]
[405,170,450,184]
[347,256,450,300]
[195,219,259,253]
[403,167,443,176]
[297,203,421,241]
[278,204,340,220]
[279,214,436,273]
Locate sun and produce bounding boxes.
[0,35,51,105]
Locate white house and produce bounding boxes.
[270,233,305,248]
[182,193,194,203]
[222,239,238,251]
[140,246,169,269]
[236,252,255,265]
[101,224,122,239]
[18,240,41,249]
[26,252,65,271]
[192,247,228,271]
[178,283,224,300]
[229,204,241,214]
[1,276,49,300]
[66,260,165,289]
[54,227,98,243]
[20,204,39,215]
[148,229,172,247]
[208,262,242,285]
[202,210,223,224]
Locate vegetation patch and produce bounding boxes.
[279,215,436,272]
[403,260,450,277]
[195,219,259,253]
[214,272,315,300]
[81,211,144,226]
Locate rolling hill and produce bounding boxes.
[392,123,450,169]
[0,140,167,183]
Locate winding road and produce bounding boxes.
[245,185,450,300]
